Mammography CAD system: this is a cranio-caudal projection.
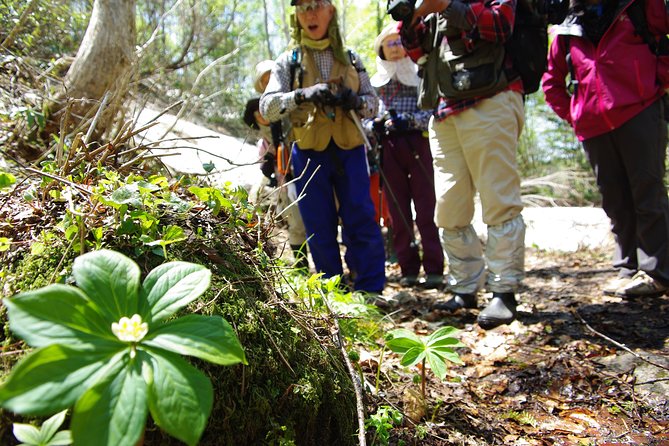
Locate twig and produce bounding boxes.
[318,288,367,446]
[24,167,92,196]
[574,310,669,372]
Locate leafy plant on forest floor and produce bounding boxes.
[365,405,403,446]
[12,409,72,446]
[385,326,464,406]
[0,249,247,446]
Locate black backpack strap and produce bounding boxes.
[627,0,669,55]
[347,49,365,73]
[564,35,578,95]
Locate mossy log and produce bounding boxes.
[0,201,357,446]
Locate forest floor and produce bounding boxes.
[363,246,669,445]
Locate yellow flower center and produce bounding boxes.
[111,314,148,342]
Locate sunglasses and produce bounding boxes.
[384,38,404,48]
[296,0,330,13]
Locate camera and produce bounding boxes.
[539,0,569,24]
[387,0,417,22]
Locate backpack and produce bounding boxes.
[505,0,549,94]
[565,0,669,93]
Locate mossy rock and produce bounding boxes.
[0,208,357,445]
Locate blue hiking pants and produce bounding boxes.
[292,141,386,293]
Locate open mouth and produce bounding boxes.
[307,24,319,32]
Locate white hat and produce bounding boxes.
[373,22,402,60]
[253,60,276,93]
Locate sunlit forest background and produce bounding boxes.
[1,0,600,205]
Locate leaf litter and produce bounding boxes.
[361,246,669,445]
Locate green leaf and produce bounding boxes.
[144,315,247,365]
[39,409,68,443]
[141,262,211,323]
[426,326,460,345]
[431,348,464,366]
[71,356,147,446]
[385,328,423,354]
[426,351,449,380]
[146,349,212,446]
[0,345,125,416]
[46,430,73,445]
[5,285,117,347]
[13,423,40,444]
[399,346,426,368]
[72,250,141,320]
[0,171,16,189]
[108,184,142,208]
[0,237,11,252]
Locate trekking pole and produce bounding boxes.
[349,110,418,248]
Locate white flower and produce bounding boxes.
[111,314,148,343]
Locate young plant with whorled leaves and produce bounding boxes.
[0,249,247,446]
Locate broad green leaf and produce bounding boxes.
[47,430,73,445]
[145,349,213,446]
[0,237,11,252]
[0,171,16,188]
[430,348,464,366]
[426,351,449,380]
[12,423,40,444]
[144,315,247,365]
[0,345,125,415]
[71,357,147,446]
[399,346,426,368]
[5,285,116,347]
[426,326,460,345]
[141,262,211,323]
[39,409,68,443]
[385,328,423,354]
[108,184,142,208]
[430,338,466,350]
[72,250,141,320]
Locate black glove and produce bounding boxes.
[372,118,386,135]
[337,87,363,111]
[387,114,410,133]
[260,153,276,180]
[295,83,335,105]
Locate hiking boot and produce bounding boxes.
[399,275,419,287]
[421,274,444,289]
[613,271,669,298]
[477,292,517,330]
[602,275,634,296]
[432,293,477,313]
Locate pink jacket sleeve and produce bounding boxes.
[541,33,572,125]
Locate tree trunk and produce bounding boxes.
[55,0,136,137]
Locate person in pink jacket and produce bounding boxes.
[542,0,669,297]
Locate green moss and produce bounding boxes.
[0,218,357,446]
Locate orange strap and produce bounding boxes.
[276,143,290,176]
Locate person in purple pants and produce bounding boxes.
[368,23,444,289]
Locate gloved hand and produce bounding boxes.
[295,83,335,105]
[336,87,363,111]
[372,118,386,135]
[261,153,276,180]
[386,113,410,133]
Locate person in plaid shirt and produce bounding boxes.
[260,0,386,298]
[368,22,444,290]
[400,0,526,329]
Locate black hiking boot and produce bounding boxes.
[432,293,477,313]
[477,292,517,330]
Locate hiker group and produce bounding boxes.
[243,0,669,330]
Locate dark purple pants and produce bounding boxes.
[583,98,669,284]
[381,131,444,277]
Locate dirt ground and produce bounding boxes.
[360,246,669,445]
